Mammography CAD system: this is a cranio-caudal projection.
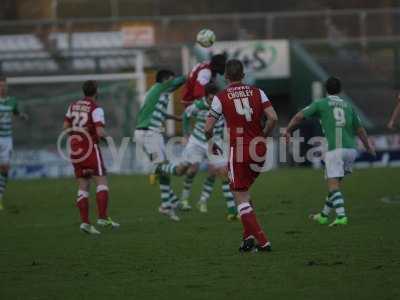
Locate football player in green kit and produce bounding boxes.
[0,76,28,210]
[284,77,376,226]
[134,70,187,221]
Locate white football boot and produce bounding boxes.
[80,223,101,235]
[158,206,180,222]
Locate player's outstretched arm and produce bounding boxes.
[284,111,305,142]
[263,106,278,138]
[388,94,400,130]
[356,126,376,157]
[163,76,187,93]
[165,114,183,122]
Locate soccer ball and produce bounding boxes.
[196,29,216,48]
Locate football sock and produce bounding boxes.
[96,185,109,219]
[159,175,171,209]
[0,172,8,200]
[168,186,179,208]
[76,190,90,224]
[330,190,346,218]
[321,195,333,217]
[181,174,195,201]
[157,163,177,176]
[222,181,237,215]
[238,202,268,245]
[199,176,215,203]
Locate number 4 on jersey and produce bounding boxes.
[233,97,253,122]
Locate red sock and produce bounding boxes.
[96,185,109,219]
[76,190,89,224]
[248,211,268,246]
[238,202,255,239]
[238,202,268,245]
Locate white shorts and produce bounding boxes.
[183,136,228,168]
[134,129,166,164]
[182,137,208,165]
[324,148,358,179]
[0,137,12,165]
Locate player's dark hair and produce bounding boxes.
[210,54,227,75]
[325,76,341,95]
[0,76,6,82]
[205,82,218,96]
[82,80,98,97]
[156,70,175,83]
[225,59,244,82]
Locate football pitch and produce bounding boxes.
[0,167,399,300]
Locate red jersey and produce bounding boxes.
[210,83,272,146]
[64,97,105,160]
[181,62,212,106]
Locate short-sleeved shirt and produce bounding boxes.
[182,62,212,106]
[210,83,271,146]
[302,95,362,151]
[65,97,105,158]
[0,96,19,138]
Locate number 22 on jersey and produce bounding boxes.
[233,98,253,122]
[71,111,88,128]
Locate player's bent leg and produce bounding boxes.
[94,176,120,229]
[156,161,188,177]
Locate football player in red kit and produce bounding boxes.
[63,80,119,234]
[205,59,278,252]
[181,54,227,107]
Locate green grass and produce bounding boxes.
[1,168,400,300]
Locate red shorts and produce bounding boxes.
[228,142,267,192]
[72,144,106,178]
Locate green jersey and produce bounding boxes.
[0,96,19,138]
[302,95,362,151]
[136,76,186,131]
[183,99,224,143]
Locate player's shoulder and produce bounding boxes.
[194,99,207,109]
[313,97,329,106]
[7,96,17,102]
[215,89,226,101]
[1,96,17,106]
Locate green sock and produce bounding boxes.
[159,175,171,209]
[222,181,236,215]
[329,190,346,218]
[321,195,333,217]
[181,174,195,201]
[0,172,7,199]
[157,163,177,176]
[200,176,215,203]
[168,187,179,207]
